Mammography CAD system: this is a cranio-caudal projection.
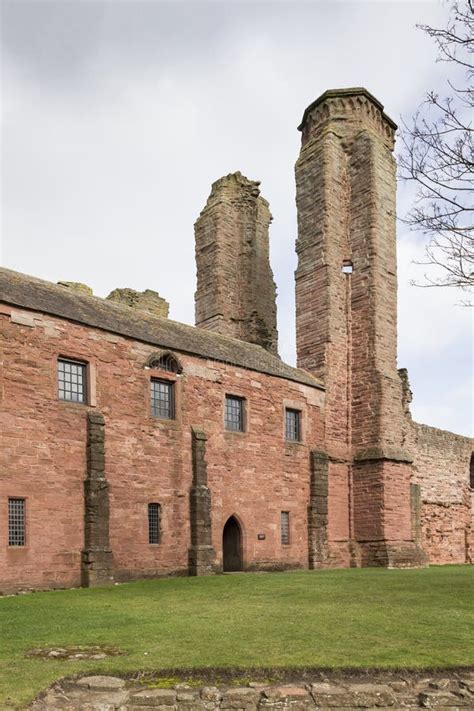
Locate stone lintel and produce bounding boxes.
[354,447,413,464]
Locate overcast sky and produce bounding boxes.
[1,0,472,437]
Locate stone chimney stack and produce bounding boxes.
[194,172,278,355]
[295,88,426,568]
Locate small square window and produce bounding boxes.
[281,511,290,545]
[225,395,245,432]
[151,379,175,419]
[285,408,301,442]
[148,503,161,544]
[8,498,26,546]
[58,358,87,403]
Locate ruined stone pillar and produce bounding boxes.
[81,411,114,587]
[194,172,278,355]
[188,427,216,576]
[295,88,426,567]
[308,451,329,568]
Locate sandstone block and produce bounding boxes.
[130,688,177,706]
[76,676,126,692]
[221,686,260,709]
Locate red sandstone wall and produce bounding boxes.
[0,305,325,591]
[410,423,472,564]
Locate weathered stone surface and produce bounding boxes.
[106,288,169,319]
[29,672,474,710]
[130,688,177,705]
[418,689,472,707]
[81,411,114,588]
[344,682,396,707]
[260,685,314,708]
[188,427,216,576]
[195,172,278,355]
[309,682,348,707]
[295,87,437,567]
[76,675,126,691]
[221,687,260,709]
[58,281,93,295]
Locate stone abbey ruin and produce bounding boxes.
[0,88,472,592]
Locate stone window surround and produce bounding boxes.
[281,510,290,545]
[148,369,181,424]
[7,495,28,548]
[223,393,247,434]
[55,354,97,408]
[147,502,161,545]
[282,399,306,444]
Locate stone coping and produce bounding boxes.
[28,670,474,709]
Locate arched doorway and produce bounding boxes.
[223,516,242,572]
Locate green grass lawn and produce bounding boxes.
[1,566,473,708]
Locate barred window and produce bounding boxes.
[8,498,26,546]
[225,395,245,432]
[285,408,301,441]
[151,379,174,419]
[148,503,161,544]
[58,358,87,403]
[281,511,290,545]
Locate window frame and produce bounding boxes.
[224,394,246,433]
[150,377,175,420]
[285,407,302,442]
[57,357,88,405]
[8,497,26,547]
[148,502,161,545]
[281,511,290,546]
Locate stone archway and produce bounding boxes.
[222,516,242,572]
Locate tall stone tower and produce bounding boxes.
[195,172,278,355]
[295,88,425,567]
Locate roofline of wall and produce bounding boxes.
[297,87,398,132]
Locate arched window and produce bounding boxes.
[470,454,474,490]
[146,351,182,374]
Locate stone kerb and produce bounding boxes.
[30,672,474,710]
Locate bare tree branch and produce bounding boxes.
[398,1,474,303]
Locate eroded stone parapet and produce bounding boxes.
[57,281,93,295]
[107,287,169,318]
[195,171,278,355]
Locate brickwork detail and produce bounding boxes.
[195,172,278,354]
[81,412,114,587]
[188,427,216,576]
